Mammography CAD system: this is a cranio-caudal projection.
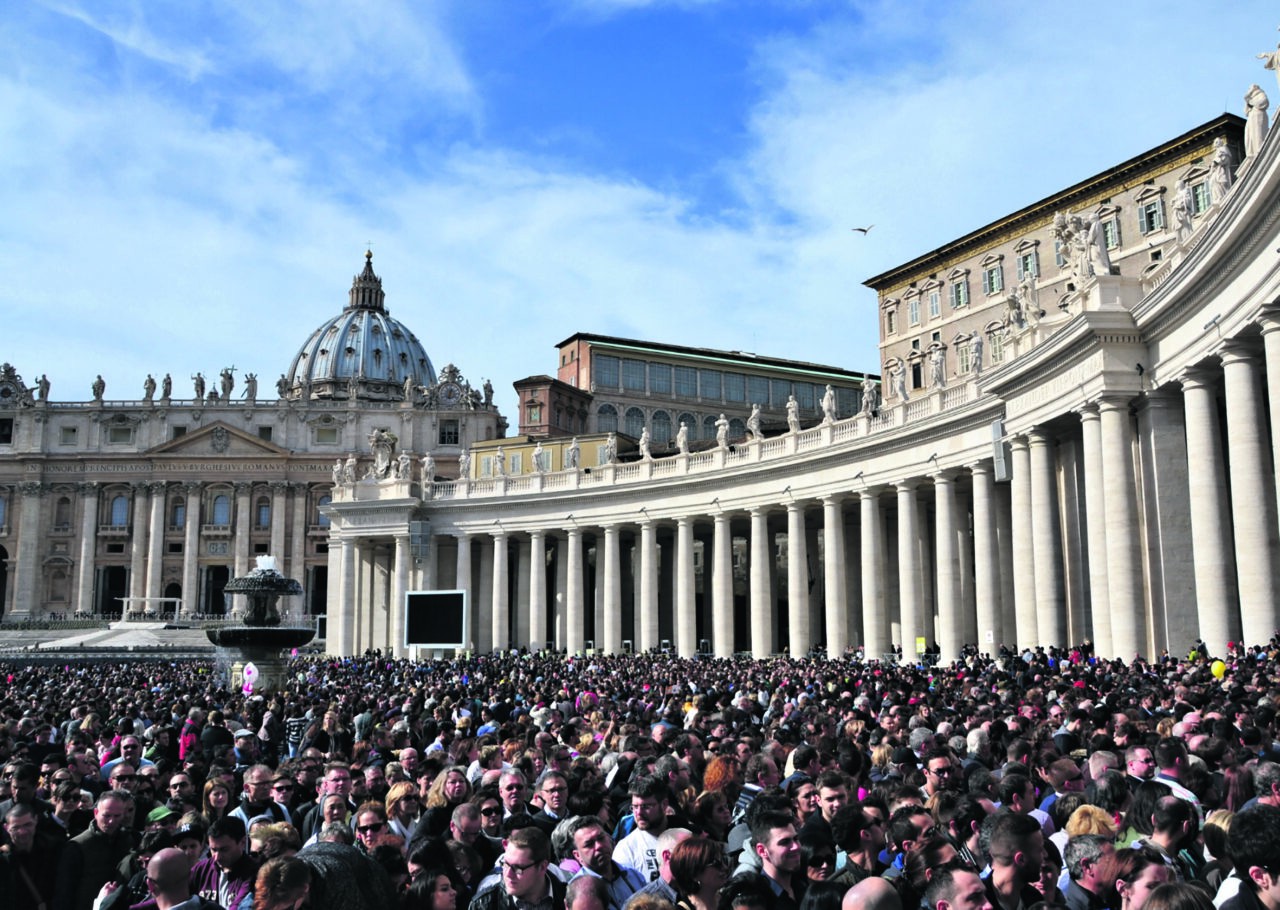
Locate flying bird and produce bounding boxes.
[851,224,875,235]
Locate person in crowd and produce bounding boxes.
[669,837,731,910]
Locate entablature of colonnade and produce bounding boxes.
[321,497,422,539]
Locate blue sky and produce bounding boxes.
[2,1,1277,419]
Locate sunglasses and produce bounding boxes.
[357,822,385,834]
[481,807,502,817]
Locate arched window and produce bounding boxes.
[625,407,645,439]
[171,498,185,528]
[317,495,332,528]
[729,418,746,437]
[702,415,718,438]
[651,410,672,443]
[256,497,270,528]
[212,495,231,526]
[677,413,697,439]
[597,404,618,433]
[49,569,69,602]
[0,495,6,527]
[54,496,71,530]
[110,495,129,526]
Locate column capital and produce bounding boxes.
[1096,394,1133,414]
[858,487,882,502]
[785,500,805,513]
[748,504,771,518]
[1133,385,1182,412]
[931,469,959,485]
[894,478,919,493]
[492,528,508,541]
[233,481,254,495]
[529,528,546,540]
[1180,366,1219,392]
[1026,426,1054,446]
[1259,304,1280,333]
[77,481,100,496]
[269,480,290,493]
[1007,434,1030,451]
[130,480,150,494]
[184,480,204,494]
[966,459,993,477]
[18,481,45,497]
[455,530,472,542]
[1076,402,1101,421]
[1220,336,1262,365]
[147,481,169,495]
[820,492,845,506]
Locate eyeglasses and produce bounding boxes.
[500,858,540,874]
[357,822,385,834]
[542,786,568,795]
[807,855,836,868]
[272,783,294,792]
[481,807,502,817]
[926,767,954,776]
[113,774,137,782]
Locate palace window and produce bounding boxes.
[60,426,77,445]
[748,376,769,405]
[171,499,185,528]
[315,426,339,444]
[651,410,672,443]
[1138,199,1165,234]
[702,415,718,438]
[257,426,272,442]
[256,497,270,528]
[957,342,972,374]
[110,495,129,526]
[724,372,746,403]
[1055,240,1067,268]
[928,289,941,319]
[950,280,970,308]
[526,403,541,425]
[1103,218,1122,249]
[674,366,697,397]
[594,355,620,388]
[908,298,920,325]
[885,309,898,335]
[699,369,722,400]
[0,496,6,527]
[625,407,646,439]
[1192,182,1212,215]
[316,495,332,527]
[212,495,230,526]
[0,419,12,445]
[981,264,1004,296]
[54,496,71,531]
[677,413,697,438]
[1017,250,1040,280]
[989,331,1005,365]
[622,359,646,391]
[438,420,459,446]
[796,383,815,411]
[597,404,619,433]
[648,363,671,394]
[729,418,746,437]
[107,426,134,444]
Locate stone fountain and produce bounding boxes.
[207,556,312,694]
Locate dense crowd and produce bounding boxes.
[4,639,1280,910]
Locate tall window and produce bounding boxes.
[171,498,186,528]
[908,298,920,325]
[625,407,646,439]
[1017,250,1040,280]
[702,415,718,438]
[795,383,815,410]
[771,379,791,406]
[674,367,697,397]
[649,363,671,394]
[1138,200,1165,234]
[950,280,970,308]
[256,497,270,528]
[885,310,898,335]
[54,496,71,530]
[0,496,8,527]
[438,420,459,446]
[110,495,129,526]
[699,370,722,400]
[1192,182,1211,214]
[982,264,1003,295]
[724,373,746,403]
[317,495,332,527]
[597,404,619,433]
[622,359,646,391]
[651,410,672,443]
[928,289,941,319]
[1102,218,1122,249]
[595,355,620,388]
[748,376,769,406]
[677,413,697,438]
[729,418,746,437]
[212,495,230,526]
[989,331,1005,365]
[958,342,972,374]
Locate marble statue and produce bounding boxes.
[1051,211,1080,279]
[929,348,946,389]
[421,453,435,483]
[483,379,494,407]
[821,384,837,423]
[715,413,730,449]
[403,374,415,402]
[638,428,652,461]
[277,374,290,397]
[1259,41,1280,94]
[367,428,398,480]
[37,374,49,401]
[219,367,235,400]
[494,446,506,476]
[566,438,581,469]
[891,362,908,402]
[1085,212,1112,276]
[675,422,689,454]
[342,454,357,484]
[332,459,344,485]
[458,448,472,478]
[1246,84,1270,159]
[395,452,411,480]
[859,384,876,416]
[746,403,762,439]
[1172,180,1194,244]
[1018,277,1041,325]
[532,441,546,472]
[161,374,171,399]
[242,373,257,401]
[91,374,105,402]
[604,433,617,465]
[786,395,801,433]
[1005,291,1023,328]
[348,374,359,400]
[970,331,985,377]
[192,372,206,400]
[1210,136,1235,202]
[143,374,156,401]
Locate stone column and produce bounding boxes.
[602,524,622,654]
[1009,435,1037,645]
[232,482,252,580]
[675,516,695,657]
[1259,311,1280,533]
[12,482,45,619]
[455,533,473,649]
[269,481,288,563]
[476,538,493,653]
[968,462,999,650]
[749,507,772,658]
[289,483,308,616]
[860,490,885,659]
[553,534,568,651]
[1221,342,1279,647]
[1099,395,1144,658]
[934,471,962,662]
[638,520,658,652]
[515,538,531,648]
[895,481,922,657]
[1028,428,1065,647]
[391,534,410,658]
[491,531,509,652]
[994,483,1016,647]
[529,531,547,651]
[76,482,100,615]
[337,537,357,656]
[712,513,733,657]
[145,482,167,601]
[1077,406,1112,656]
[787,502,810,656]
[128,482,149,601]
[822,495,848,658]
[566,528,585,655]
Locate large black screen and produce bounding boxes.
[404,590,467,648]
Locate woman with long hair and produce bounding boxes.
[255,855,312,910]
[387,781,423,842]
[670,837,731,910]
[1098,846,1172,910]
[702,756,742,806]
[203,778,232,825]
[1118,783,1166,848]
[419,767,472,839]
[404,868,459,910]
[1141,883,1215,910]
[786,777,820,826]
[692,790,733,846]
[1221,765,1254,813]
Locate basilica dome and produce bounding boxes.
[283,252,436,402]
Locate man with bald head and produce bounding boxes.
[145,847,202,910]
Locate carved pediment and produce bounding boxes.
[1134,184,1166,204]
[1013,238,1040,254]
[979,253,1004,268]
[947,266,970,281]
[145,421,290,457]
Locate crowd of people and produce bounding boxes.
[3,639,1280,910]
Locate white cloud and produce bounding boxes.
[41,1,214,80]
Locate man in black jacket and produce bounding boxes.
[471,827,567,910]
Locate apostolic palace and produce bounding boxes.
[5,47,1280,666]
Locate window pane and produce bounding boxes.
[172,501,185,528]
[748,376,770,406]
[795,383,815,410]
[317,496,331,527]
[674,367,697,397]
[622,359,646,391]
[597,404,618,433]
[595,354,620,388]
[649,363,671,394]
[729,418,746,437]
[724,373,746,403]
[699,369,722,399]
[837,387,857,416]
[771,379,790,406]
[257,500,270,527]
[213,495,230,526]
[110,496,129,526]
[625,407,646,438]
[702,415,718,437]
[677,413,697,439]
[651,410,672,443]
